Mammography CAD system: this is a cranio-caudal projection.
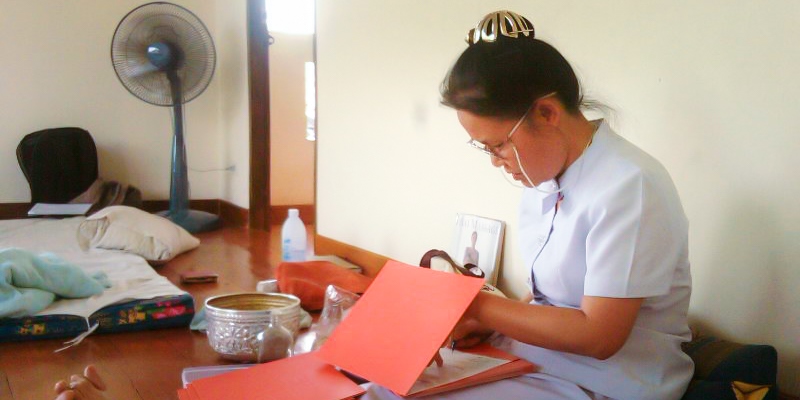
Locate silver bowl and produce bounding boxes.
[204,292,301,362]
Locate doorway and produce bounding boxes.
[265,0,316,226]
[248,0,316,229]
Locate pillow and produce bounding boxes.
[77,205,200,264]
[276,261,373,311]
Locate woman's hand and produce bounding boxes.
[450,299,494,350]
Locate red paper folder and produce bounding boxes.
[178,352,364,400]
[317,260,485,396]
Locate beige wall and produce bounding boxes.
[316,0,800,394]
[214,0,251,208]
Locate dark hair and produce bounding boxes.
[441,37,583,118]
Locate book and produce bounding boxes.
[408,344,537,397]
[27,203,92,216]
[451,213,505,286]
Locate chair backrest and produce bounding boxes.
[17,127,99,204]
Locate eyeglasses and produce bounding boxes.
[465,92,555,158]
[466,105,532,158]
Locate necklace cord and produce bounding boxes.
[506,121,598,193]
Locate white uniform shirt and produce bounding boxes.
[506,120,694,400]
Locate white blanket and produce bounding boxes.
[0,217,187,319]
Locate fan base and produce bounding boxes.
[158,209,221,234]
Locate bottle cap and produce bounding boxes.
[288,208,299,217]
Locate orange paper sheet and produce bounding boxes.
[180,352,364,400]
[318,260,485,395]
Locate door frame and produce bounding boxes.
[247,0,270,230]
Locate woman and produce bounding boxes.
[54,9,693,400]
[367,9,693,400]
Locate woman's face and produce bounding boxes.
[457,106,569,187]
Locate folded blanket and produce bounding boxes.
[0,248,110,318]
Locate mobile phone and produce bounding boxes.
[180,271,219,284]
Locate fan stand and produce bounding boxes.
[156,71,220,233]
[111,3,220,234]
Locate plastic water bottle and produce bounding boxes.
[281,208,307,261]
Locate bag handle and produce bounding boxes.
[419,249,485,279]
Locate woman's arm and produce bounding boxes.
[461,292,643,360]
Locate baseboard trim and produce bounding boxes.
[219,199,249,228]
[0,203,32,220]
[314,234,389,277]
[0,200,311,229]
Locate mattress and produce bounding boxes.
[0,217,194,342]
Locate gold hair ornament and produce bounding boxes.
[466,10,535,45]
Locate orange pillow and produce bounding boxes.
[276,261,373,311]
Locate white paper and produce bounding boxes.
[28,203,92,216]
[408,350,510,395]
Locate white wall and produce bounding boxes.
[213,0,250,208]
[316,0,800,394]
[0,0,249,206]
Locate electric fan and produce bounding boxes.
[111,2,219,233]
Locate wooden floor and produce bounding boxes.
[0,224,304,400]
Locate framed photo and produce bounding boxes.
[451,213,505,286]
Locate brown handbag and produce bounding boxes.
[419,249,485,279]
[419,249,506,297]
